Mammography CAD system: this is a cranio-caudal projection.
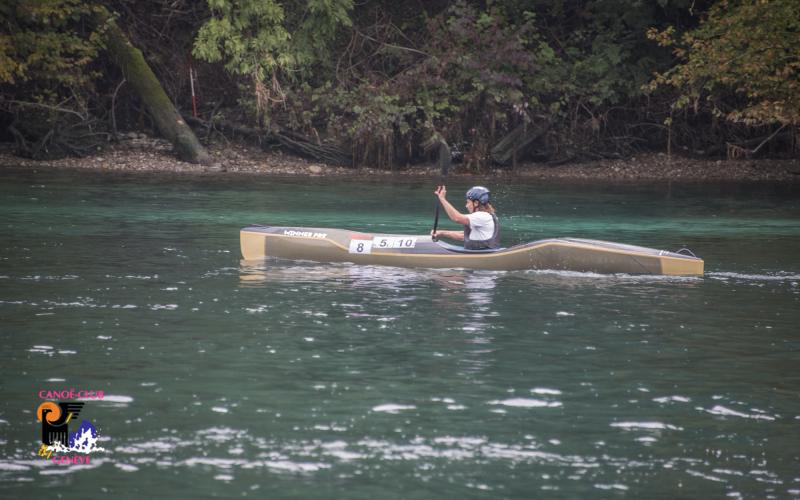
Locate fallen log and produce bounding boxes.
[100,13,211,165]
[490,121,549,166]
[186,116,352,166]
[272,129,352,166]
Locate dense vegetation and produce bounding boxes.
[1,0,797,166]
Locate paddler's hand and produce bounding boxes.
[430,229,440,241]
[434,185,447,199]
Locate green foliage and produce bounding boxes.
[0,1,109,159]
[0,0,104,97]
[298,2,544,166]
[193,0,353,122]
[193,1,291,81]
[285,0,687,166]
[419,3,536,122]
[2,0,793,164]
[648,0,800,126]
[295,0,354,67]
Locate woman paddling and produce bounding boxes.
[431,185,501,249]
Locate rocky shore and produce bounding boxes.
[1,134,798,181]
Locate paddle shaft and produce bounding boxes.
[432,141,451,237]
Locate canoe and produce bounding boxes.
[240,225,704,276]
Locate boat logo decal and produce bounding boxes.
[35,389,107,465]
[282,230,327,239]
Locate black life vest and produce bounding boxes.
[463,213,500,250]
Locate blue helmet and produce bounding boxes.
[466,186,491,205]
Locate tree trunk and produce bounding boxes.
[101,17,211,165]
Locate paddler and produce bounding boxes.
[431,185,500,249]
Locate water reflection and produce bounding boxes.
[239,260,502,376]
[239,260,435,290]
[239,260,500,308]
[516,269,705,288]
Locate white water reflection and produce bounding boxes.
[2,428,790,495]
[241,261,448,289]
[239,261,503,377]
[239,261,501,315]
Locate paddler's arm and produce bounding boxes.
[431,229,464,241]
[434,186,469,225]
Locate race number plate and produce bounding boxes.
[348,239,373,254]
[372,236,417,249]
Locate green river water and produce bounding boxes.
[1,168,799,499]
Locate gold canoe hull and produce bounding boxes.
[240,226,704,276]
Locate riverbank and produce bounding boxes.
[1,136,798,181]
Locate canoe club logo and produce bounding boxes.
[36,389,106,464]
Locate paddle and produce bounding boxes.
[432,141,451,240]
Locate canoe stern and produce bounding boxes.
[660,255,705,276]
[240,227,269,260]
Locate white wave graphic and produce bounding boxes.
[46,426,106,454]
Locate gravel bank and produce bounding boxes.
[1,135,798,182]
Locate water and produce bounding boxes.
[1,168,799,498]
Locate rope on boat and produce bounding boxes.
[675,247,698,258]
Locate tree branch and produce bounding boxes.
[2,99,86,120]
